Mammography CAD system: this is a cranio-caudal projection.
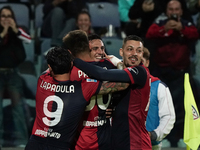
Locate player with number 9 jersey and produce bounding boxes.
[26,69,102,150]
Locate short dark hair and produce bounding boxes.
[122,35,144,48]
[62,30,89,57]
[88,33,102,41]
[46,46,73,74]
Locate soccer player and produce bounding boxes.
[142,47,175,150]
[73,34,152,150]
[25,46,128,150]
[63,32,119,150]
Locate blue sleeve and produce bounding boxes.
[73,58,131,82]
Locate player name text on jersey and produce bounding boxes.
[78,70,88,78]
[40,80,75,93]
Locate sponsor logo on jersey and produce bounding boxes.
[192,105,199,120]
[83,119,107,127]
[83,116,107,127]
[86,79,97,82]
[34,129,61,139]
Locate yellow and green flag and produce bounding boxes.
[184,73,200,150]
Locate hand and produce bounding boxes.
[148,131,151,137]
[105,108,113,118]
[103,53,122,67]
[103,52,113,60]
[164,20,182,32]
[0,21,9,37]
[117,62,123,70]
[172,21,182,31]
[130,19,141,28]
[8,18,18,33]
[142,0,154,12]
[164,20,176,31]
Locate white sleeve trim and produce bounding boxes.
[17,28,31,43]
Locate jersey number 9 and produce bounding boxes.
[42,95,64,126]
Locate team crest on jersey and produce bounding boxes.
[192,105,199,120]
[127,67,139,75]
[86,79,97,82]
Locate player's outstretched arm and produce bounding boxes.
[98,82,129,95]
[74,58,130,82]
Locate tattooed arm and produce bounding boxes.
[98,82,129,95]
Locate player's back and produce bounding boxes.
[27,70,101,150]
[111,65,152,150]
[70,59,115,150]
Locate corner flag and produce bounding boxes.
[183,73,200,150]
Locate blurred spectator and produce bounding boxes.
[118,0,136,33]
[146,0,199,147]
[162,0,193,22]
[126,0,193,71]
[126,0,192,38]
[0,6,31,147]
[41,0,86,46]
[127,0,163,38]
[126,0,163,72]
[3,0,33,20]
[76,10,94,35]
[188,0,200,30]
